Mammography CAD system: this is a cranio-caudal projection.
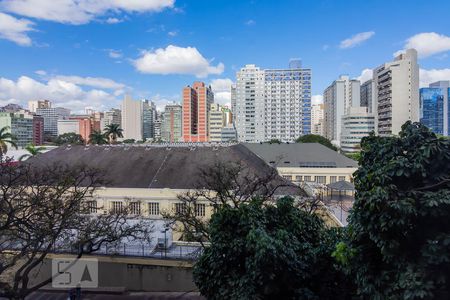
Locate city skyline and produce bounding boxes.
[0,0,449,113]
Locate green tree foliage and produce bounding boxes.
[55,132,84,145]
[193,197,354,299]
[122,138,136,144]
[18,144,46,161]
[103,123,123,144]
[88,130,108,145]
[345,121,450,299]
[296,134,337,151]
[0,126,18,155]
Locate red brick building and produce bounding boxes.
[182,82,214,142]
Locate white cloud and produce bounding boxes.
[0,12,34,46]
[394,32,450,58]
[108,49,123,59]
[168,30,178,37]
[105,17,122,24]
[245,19,255,26]
[357,68,373,84]
[34,70,47,76]
[0,75,126,112]
[133,45,224,78]
[1,0,175,25]
[53,75,126,90]
[210,78,233,106]
[339,31,375,49]
[312,95,323,105]
[419,68,450,87]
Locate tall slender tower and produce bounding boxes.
[182,82,214,142]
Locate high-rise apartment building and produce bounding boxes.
[208,103,225,142]
[233,65,265,142]
[161,104,182,142]
[32,115,44,146]
[233,60,311,143]
[420,81,450,136]
[101,108,121,131]
[311,104,324,136]
[0,111,34,147]
[340,107,375,152]
[323,75,360,146]
[36,107,71,137]
[28,100,51,113]
[143,100,156,140]
[182,82,214,142]
[121,95,143,141]
[360,79,377,114]
[374,48,419,136]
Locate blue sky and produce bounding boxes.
[0,0,449,112]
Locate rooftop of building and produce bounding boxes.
[242,143,358,168]
[27,143,305,195]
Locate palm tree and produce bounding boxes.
[0,126,18,155]
[89,130,108,145]
[103,123,123,144]
[19,144,46,161]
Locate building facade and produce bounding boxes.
[208,103,225,142]
[32,115,44,146]
[36,107,71,137]
[57,119,80,136]
[182,82,214,142]
[28,100,51,113]
[323,75,360,146]
[264,59,311,142]
[121,95,143,141]
[374,48,419,136]
[0,111,34,148]
[143,100,156,140]
[161,104,182,142]
[233,64,265,142]
[233,61,311,143]
[102,108,122,131]
[340,107,375,152]
[311,104,324,136]
[420,81,449,136]
[360,79,377,114]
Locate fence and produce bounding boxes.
[52,242,204,261]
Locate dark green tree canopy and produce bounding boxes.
[296,134,337,151]
[194,197,353,299]
[55,132,84,145]
[347,121,450,299]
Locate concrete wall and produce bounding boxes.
[30,254,197,292]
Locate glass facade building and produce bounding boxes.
[420,81,450,136]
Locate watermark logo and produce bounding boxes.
[52,258,98,288]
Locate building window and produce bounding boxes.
[86,201,97,214]
[195,204,206,217]
[339,176,346,181]
[304,176,312,182]
[129,202,141,215]
[295,175,302,181]
[315,176,326,184]
[148,202,160,216]
[330,176,337,183]
[174,202,187,215]
[282,175,292,181]
[111,201,123,214]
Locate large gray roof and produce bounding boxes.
[27,144,304,195]
[243,143,358,168]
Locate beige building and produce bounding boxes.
[243,143,357,185]
[208,103,226,142]
[374,48,419,136]
[121,95,143,140]
[311,103,324,136]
